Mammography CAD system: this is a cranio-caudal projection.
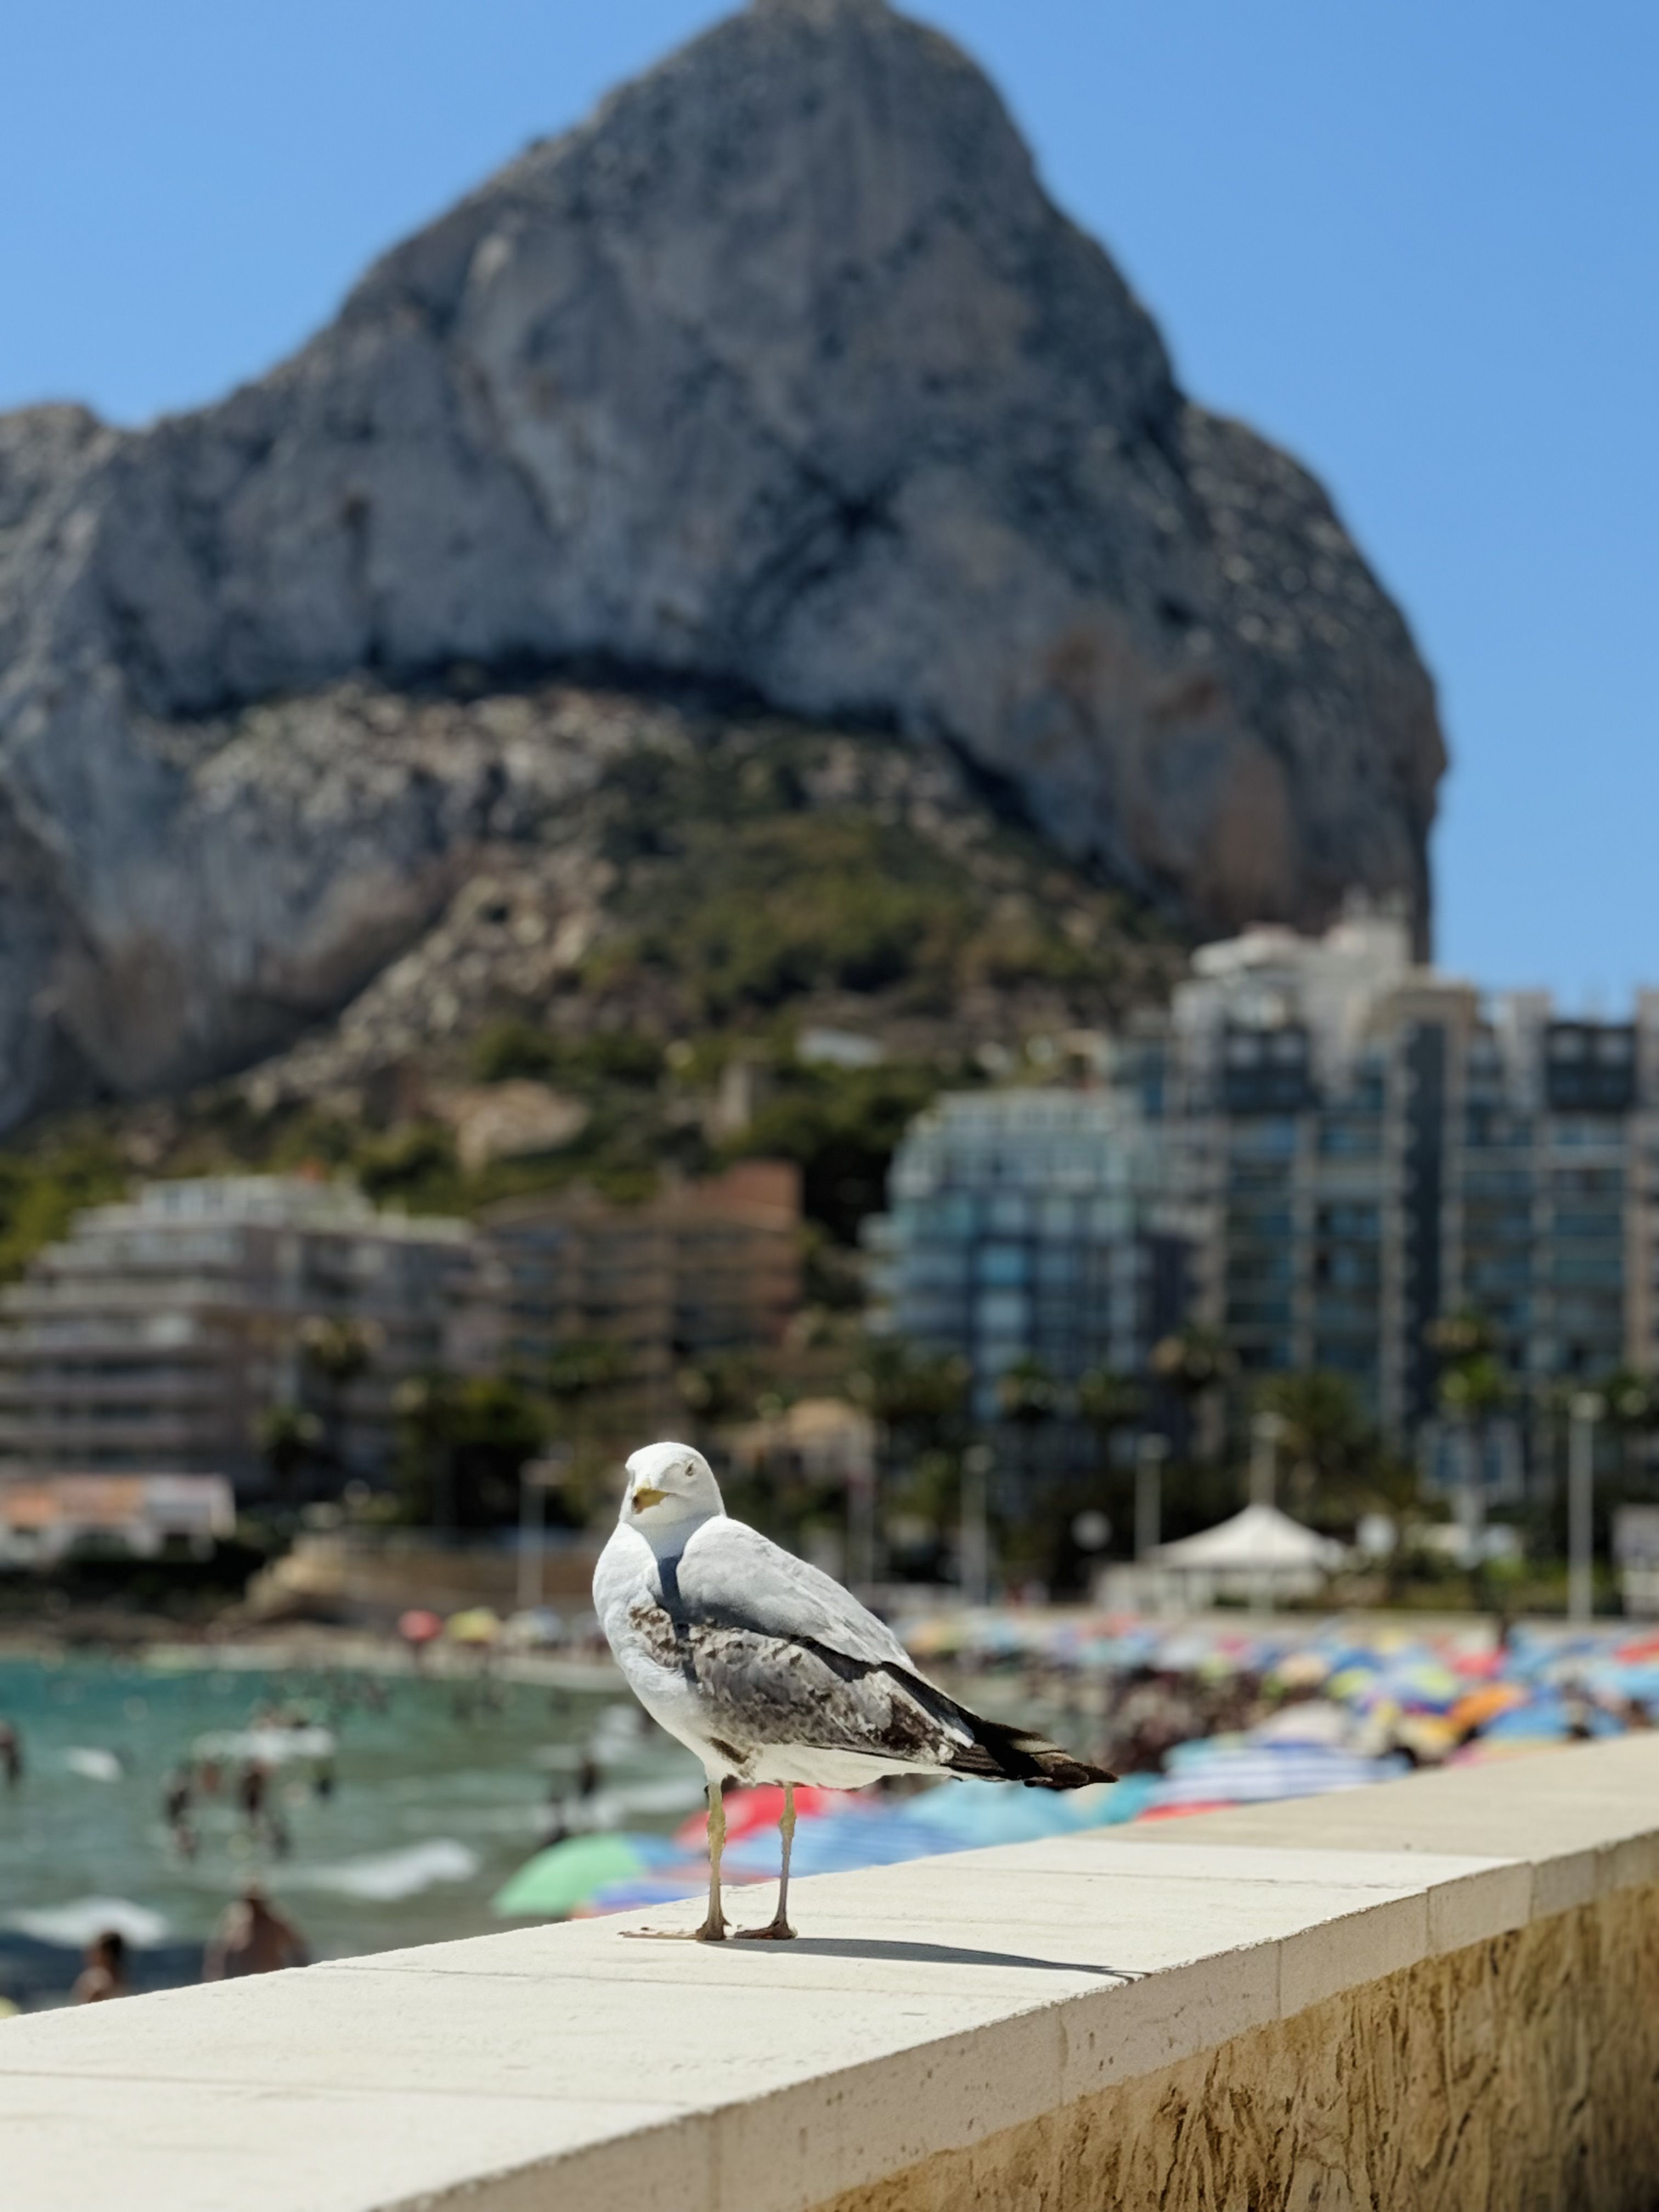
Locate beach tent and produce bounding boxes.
[1150,1504,1346,1605]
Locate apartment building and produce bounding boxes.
[866,1090,1192,1434]
[0,1177,475,1493]
[871,905,1659,1488]
[463,1163,803,1418]
[1161,908,1659,1458]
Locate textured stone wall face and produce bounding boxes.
[0,0,1444,1133]
[812,1886,1659,2212]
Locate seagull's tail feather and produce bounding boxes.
[943,1708,1116,1791]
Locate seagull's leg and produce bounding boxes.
[622,1776,730,1942]
[697,1779,730,1941]
[736,1781,797,1940]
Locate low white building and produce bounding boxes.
[0,1472,236,1565]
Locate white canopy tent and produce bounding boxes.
[1149,1504,1347,1607]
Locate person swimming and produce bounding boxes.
[73,1929,129,2004]
[202,1882,309,1979]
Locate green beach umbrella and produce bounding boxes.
[492,1832,680,1918]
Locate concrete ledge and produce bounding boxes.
[3,1736,1657,2211]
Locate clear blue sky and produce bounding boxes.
[7,2,1655,1004]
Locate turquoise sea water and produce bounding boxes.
[0,1652,699,2008]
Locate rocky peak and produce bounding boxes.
[0,0,1443,1133]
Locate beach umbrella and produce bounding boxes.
[397,1608,443,1646]
[724,1808,955,1880]
[1250,1701,1352,1748]
[1604,1664,1659,1707]
[1326,1664,1380,1705]
[1483,1697,1624,1744]
[1391,1716,1459,1764]
[1385,1660,1460,1711]
[902,1780,1093,1850]
[1476,1700,1571,1743]
[902,1616,965,1660]
[492,1832,684,1918]
[447,1606,501,1645]
[1151,1745,1405,1808]
[580,1867,757,1916]
[672,1785,852,1849]
[1451,1683,1526,1731]
[502,1607,563,1649]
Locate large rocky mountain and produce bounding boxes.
[0,0,1443,1136]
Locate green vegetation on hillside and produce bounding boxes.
[0,704,1185,1274]
[0,1130,127,1281]
[580,725,1153,1025]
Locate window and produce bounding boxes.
[1319,1117,1381,1158]
[1465,1109,1533,1148]
[974,1291,1029,1335]
[1316,1204,1380,1242]
[977,1244,1029,1287]
[1228,1250,1294,1286]
[1229,1118,1300,1158]
[1314,1339,1376,1376]
[1551,1252,1622,1287]
[1317,1249,1379,1289]
[1229,1207,1293,1239]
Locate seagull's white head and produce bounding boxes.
[621,1441,724,1536]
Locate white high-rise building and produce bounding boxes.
[0,1177,475,1495]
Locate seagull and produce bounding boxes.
[592,1440,1114,1940]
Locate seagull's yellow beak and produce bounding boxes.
[630,1485,668,1511]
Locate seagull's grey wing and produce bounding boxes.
[673,1516,917,1672]
[634,1516,1113,1786]
[623,1593,970,1767]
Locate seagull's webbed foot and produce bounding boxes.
[621,1914,729,1943]
[619,1777,731,1939]
[733,1915,796,1941]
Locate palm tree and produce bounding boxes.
[849,1340,972,1448]
[1253,1371,1368,1518]
[298,1314,383,1477]
[995,1353,1062,1431]
[256,1403,322,1514]
[1150,1325,1238,1459]
[1428,1310,1508,1588]
[676,1352,760,1444]
[394,1373,462,1534]
[1076,1368,1144,1444]
[1599,1368,1659,1490]
[546,1336,635,1443]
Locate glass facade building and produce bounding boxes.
[1167,915,1659,1472]
[866,1090,1190,1428]
[873,906,1659,1491]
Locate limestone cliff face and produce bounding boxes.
[0,0,1443,1128]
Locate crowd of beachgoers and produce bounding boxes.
[494,1609,1659,1920]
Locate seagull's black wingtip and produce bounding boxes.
[946,1712,1118,1790]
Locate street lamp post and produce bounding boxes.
[1249,1410,1286,1511]
[516,1452,569,1613]
[848,1449,879,1594]
[1135,1433,1170,1564]
[1455,1418,1487,1573]
[1568,1392,1603,1625]
[959,1443,993,1608]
